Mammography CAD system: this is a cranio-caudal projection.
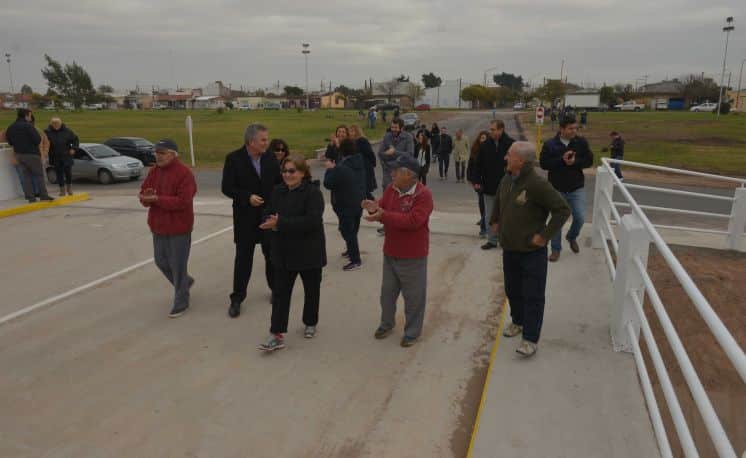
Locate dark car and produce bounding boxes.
[376,103,400,111]
[103,137,156,165]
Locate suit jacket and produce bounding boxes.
[222,146,282,244]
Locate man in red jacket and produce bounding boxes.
[363,155,434,347]
[139,139,197,318]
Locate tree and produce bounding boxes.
[421,72,442,89]
[599,85,616,107]
[680,74,719,105]
[534,79,566,105]
[492,72,524,92]
[20,84,33,95]
[460,84,491,108]
[283,85,304,97]
[407,83,425,105]
[97,84,114,94]
[41,54,96,108]
[396,74,410,83]
[380,79,400,102]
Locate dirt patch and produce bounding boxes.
[641,245,745,457]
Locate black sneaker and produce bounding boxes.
[341,251,349,258]
[343,261,362,271]
[481,242,497,250]
[400,336,418,347]
[27,198,37,203]
[39,195,55,201]
[169,303,189,318]
[228,301,241,318]
[374,326,392,339]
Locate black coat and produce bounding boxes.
[439,133,454,155]
[324,143,340,162]
[266,180,327,271]
[323,153,366,210]
[5,119,41,156]
[356,137,377,193]
[221,146,282,244]
[414,142,431,167]
[44,124,79,165]
[474,132,515,196]
[539,134,594,193]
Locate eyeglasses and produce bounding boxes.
[275,149,286,153]
[282,168,297,174]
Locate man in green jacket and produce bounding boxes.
[489,141,570,357]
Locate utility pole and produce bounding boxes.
[736,59,745,110]
[302,43,310,109]
[4,53,14,94]
[560,58,565,81]
[717,16,735,119]
[458,78,462,109]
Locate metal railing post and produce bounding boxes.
[611,214,651,353]
[726,187,746,252]
[592,166,613,249]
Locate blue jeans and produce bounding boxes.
[551,187,585,252]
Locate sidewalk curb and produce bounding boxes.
[0,193,90,219]
[466,298,508,458]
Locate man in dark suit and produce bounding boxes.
[222,123,282,318]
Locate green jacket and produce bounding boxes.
[489,164,570,252]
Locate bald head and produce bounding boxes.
[50,117,62,130]
[506,141,536,174]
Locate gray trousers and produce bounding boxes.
[16,154,49,199]
[483,193,498,245]
[153,233,193,310]
[380,255,428,339]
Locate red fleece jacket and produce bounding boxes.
[139,159,197,235]
[379,182,433,258]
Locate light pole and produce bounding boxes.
[736,58,745,110]
[302,43,310,109]
[483,66,498,86]
[716,16,735,119]
[4,53,14,94]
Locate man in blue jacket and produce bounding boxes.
[539,115,594,262]
[5,109,54,202]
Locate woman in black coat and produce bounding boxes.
[414,130,431,185]
[44,117,79,196]
[467,131,489,237]
[429,122,441,161]
[258,154,327,352]
[349,124,377,199]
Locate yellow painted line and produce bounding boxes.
[0,193,90,219]
[466,298,508,458]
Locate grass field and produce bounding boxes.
[525,111,746,176]
[0,109,393,166]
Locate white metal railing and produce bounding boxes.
[592,158,746,458]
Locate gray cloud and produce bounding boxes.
[1,0,744,93]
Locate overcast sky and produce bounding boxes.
[2,0,745,93]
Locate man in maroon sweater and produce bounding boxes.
[363,155,434,347]
[139,139,197,318]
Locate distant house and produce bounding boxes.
[235,96,266,109]
[202,81,232,98]
[372,81,421,108]
[726,89,746,111]
[193,96,226,109]
[154,94,193,110]
[639,79,685,108]
[320,91,347,109]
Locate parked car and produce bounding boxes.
[690,102,717,112]
[513,102,525,110]
[46,143,143,185]
[376,103,400,111]
[415,104,431,111]
[264,103,282,110]
[614,101,645,111]
[151,103,168,110]
[654,99,669,110]
[237,104,252,111]
[400,113,420,131]
[83,103,105,110]
[104,137,156,165]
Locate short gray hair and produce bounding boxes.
[244,123,268,143]
[511,141,536,164]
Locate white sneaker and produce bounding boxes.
[503,323,523,338]
[516,340,537,357]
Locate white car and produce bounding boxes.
[513,103,525,110]
[237,104,252,111]
[614,101,645,111]
[690,102,717,112]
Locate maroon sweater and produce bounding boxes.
[379,182,433,258]
[139,159,197,235]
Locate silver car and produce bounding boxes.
[46,143,144,185]
[400,112,419,131]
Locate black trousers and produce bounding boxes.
[503,247,548,343]
[231,237,274,303]
[270,267,322,334]
[418,164,429,185]
[54,162,73,186]
[438,155,450,178]
[336,206,362,264]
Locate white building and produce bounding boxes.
[420,79,471,109]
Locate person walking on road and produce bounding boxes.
[437,126,453,180]
[474,120,514,249]
[452,128,469,182]
[602,131,625,179]
[429,123,441,164]
[467,130,489,237]
[490,142,570,357]
[139,139,198,318]
[539,115,594,262]
[378,118,414,191]
[363,155,434,348]
[324,139,366,271]
[414,130,431,185]
[222,123,282,318]
[44,117,79,196]
[349,124,378,200]
[258,155,327,352]
[5,108,54,203]
[324,125,349,163]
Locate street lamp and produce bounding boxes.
[483,66,498,86]
[4,53,14,94]
[716,16,735,119]
[302,43,310,109]
[736,58,745,111]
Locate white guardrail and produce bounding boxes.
[592,158,746,458]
